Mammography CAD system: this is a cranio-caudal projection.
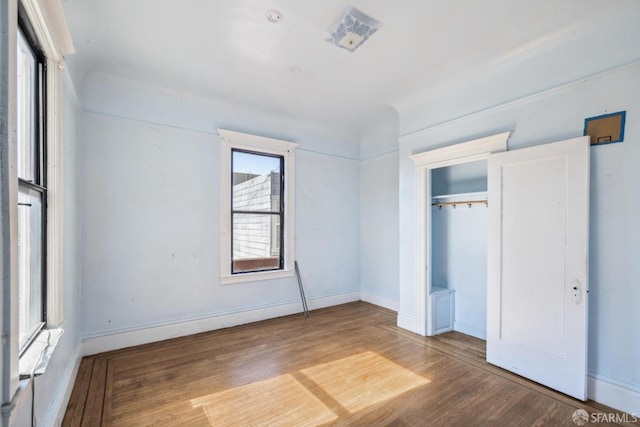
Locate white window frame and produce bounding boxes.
[19,0,73,330]
[16,22,48,353]
[1,0,74,404]
[219,129,298,285]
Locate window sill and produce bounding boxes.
[18,328,64,379]
[221,269,295,285]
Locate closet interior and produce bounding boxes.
[429,159,488,339]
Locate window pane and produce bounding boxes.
[18,186,44,349]
[16,29,38,183]
[232,213,281,273]
[232,151,281,213]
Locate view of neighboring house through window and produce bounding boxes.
[16,25,46,352]
[231,149,284,274]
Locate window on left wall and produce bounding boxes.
[16,23,47,354]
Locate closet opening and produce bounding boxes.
[429,160,488,339]
[408,131,509,338]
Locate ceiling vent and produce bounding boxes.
[326,6,382,52]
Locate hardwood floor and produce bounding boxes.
[63,302,635,426]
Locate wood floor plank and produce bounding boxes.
[101,359,115,426]
[62,357,96,427]
[80,357,108,427]
[63,302,637,427]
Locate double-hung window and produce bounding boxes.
[2,0,74,403]
[219,130,298,284]
[16,23,47,353]
[231,149,284,273]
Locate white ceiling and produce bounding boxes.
[62,0,640,135]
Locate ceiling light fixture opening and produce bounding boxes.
[326,6,382,52]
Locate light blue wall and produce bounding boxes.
[398,63,640,399]
[79,73,361,338]
[431,205,488,339]
[360,152,399,304]
[359,109,400,306]
[81,73,361,160]
[431,160,487,196]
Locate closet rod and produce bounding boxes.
[432,199,488,208]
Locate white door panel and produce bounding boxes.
[487,136,589,400]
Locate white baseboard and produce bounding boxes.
[48,347,82,427]
[360,292,399,312]
[453,321,486,340]
[397,312,416,333]
[588,372,640,416]
[82,291,360,356]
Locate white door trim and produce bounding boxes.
[409,132,510,336]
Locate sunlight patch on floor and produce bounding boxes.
[191,351,430,425]
[191,374,338,427]
[300,351,431,413]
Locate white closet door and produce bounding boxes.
[487,136,590,400]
